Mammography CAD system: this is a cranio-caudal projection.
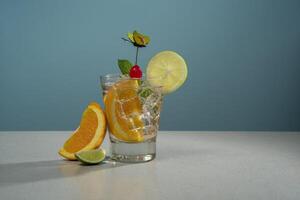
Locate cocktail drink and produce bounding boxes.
[100,31,187,163]
[101,76,163,162]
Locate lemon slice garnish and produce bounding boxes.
[147,51,188,94]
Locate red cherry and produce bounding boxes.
[129,65,143,78]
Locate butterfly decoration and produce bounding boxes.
[126,31,150,47]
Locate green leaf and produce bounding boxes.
[118,59,133,75]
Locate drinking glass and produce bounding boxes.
[100,74,163,162]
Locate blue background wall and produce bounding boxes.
[1,0,300,131]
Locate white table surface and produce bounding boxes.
[0,131,300,200]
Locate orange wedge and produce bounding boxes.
[105,79,144,142]
[59,102,107,160]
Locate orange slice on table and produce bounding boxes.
[104,79,144,142]
[58,102,107,160]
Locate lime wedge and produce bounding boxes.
[75,149,106,165]
[146,51,188,94]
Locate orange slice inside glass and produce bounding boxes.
[105,79,144,142]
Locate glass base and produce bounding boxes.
[110,137,156,163]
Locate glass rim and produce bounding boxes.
[100,73,122,79]
[100,73,145,79]
[100,73,163,88]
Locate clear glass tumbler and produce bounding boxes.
[100,74,163,162]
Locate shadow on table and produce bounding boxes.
[0,158,127,187]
